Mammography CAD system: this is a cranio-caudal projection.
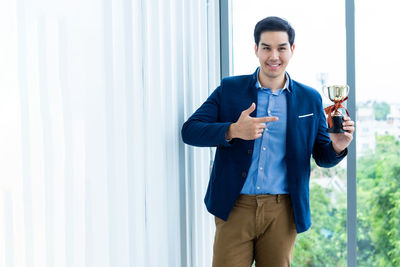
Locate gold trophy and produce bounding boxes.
[323,85,350,133]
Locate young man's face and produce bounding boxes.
[254,31,295,81]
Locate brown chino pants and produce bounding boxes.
[212,194,297,267]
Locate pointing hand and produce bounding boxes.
[226,103,279,140]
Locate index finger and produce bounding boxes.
[254,116,279,123]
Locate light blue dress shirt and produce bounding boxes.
[240,68,290,195]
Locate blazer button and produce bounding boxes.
[242,172,247,178]
[248,149,253,155]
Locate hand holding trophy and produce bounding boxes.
[323,85,350,133]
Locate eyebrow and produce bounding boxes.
[260,42,289,47]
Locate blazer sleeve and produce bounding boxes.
[181,85,232,147]
[312,95,347,167]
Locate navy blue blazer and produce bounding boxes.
[181,69,346,233]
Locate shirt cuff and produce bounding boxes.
[335,147,348,158]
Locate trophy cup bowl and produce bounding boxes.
[323,85,350,133]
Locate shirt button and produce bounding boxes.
[257,186,260,190]
[259,167,263,170]
[241,172,247,178]
[262,147,266,151]
[248,149,253,155]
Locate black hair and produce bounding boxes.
[254,16,295,47]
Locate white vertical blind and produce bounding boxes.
[0,0,218,266]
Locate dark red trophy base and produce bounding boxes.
[327,115,345,133]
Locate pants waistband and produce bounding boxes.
[237,194,290,205]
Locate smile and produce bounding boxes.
[266,63,281,70]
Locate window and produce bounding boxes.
[355,0,400,265]
[230,0,348,265]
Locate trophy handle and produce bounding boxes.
[344,85,350,97]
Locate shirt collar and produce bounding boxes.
[255,67,291,92]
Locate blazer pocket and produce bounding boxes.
[298,113,314,119]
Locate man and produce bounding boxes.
[181,16,354,267]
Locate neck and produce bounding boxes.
[258,71,286,92]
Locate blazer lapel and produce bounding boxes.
[248,69,259,117]
[286,75,298,156]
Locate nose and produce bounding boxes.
[271,49,279,59]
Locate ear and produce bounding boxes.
[291,44,295,53]
[254,43,258,57]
